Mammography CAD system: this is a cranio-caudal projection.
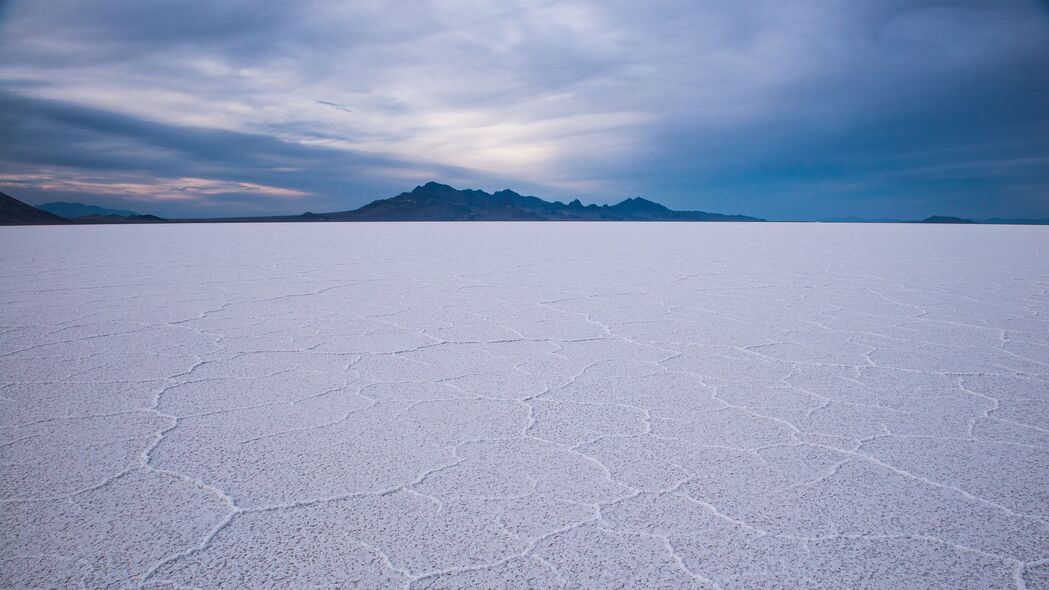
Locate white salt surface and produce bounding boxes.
[1,222,1048,589]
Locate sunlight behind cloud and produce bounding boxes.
[0,173,308,202]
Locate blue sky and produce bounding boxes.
[1,0,1047,219]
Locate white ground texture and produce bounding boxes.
[1,222,1048,589]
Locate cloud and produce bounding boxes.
[0,173,308,202]
[0,0,1047,218]
[0,91,524,215]
[317,100,354,113]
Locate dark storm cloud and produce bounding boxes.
[0,0,1047,218]
[2,92,387,173]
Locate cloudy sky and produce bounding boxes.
[1,0,1047,219]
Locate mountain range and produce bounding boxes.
[277,182,762,222]
[4,183,1048,225]
[2,183,762,225]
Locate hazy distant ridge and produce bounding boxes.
[38,202,138,218]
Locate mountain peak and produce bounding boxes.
[415,181,456,192]
[610,196,670,213]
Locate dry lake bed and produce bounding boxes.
[1,222,1048,589]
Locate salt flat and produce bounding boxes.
[1,222,1047,589]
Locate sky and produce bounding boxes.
[1,0,1047,220]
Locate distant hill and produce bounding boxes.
[38,202,138,218]
[821,215,1049,225]
[306,182,763,222]
[0,191,70,225]
[915,216,976,224]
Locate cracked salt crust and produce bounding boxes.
[1,222,1047,589]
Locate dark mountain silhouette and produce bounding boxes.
[308,182,762,222]
[38,202,138,218]
[0,191,70,225]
